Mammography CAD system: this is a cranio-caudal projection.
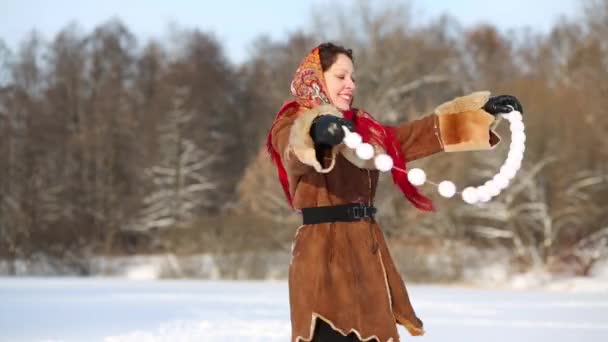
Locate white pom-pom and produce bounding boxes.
[502,112,518,121]
[355,143,374,160]
[374,154,394,172]
[510,141,526,155]
[493,174,510,189]
[508,149,525,162]
[438,181,456,198]
[504,112,522,123]
[407,168,427,186]
[508,111,523,122]
[462,187,479,204]
[510,120,525,133]
[511,131,526,145]
[476,186,492,202]
[505,157,522,172]
[343,131,362,149]
[500,164,518,180]
[484,181,501,197]
[505,150,523,168]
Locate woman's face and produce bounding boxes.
[323,53,356,111]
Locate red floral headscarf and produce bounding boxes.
[267,46,434,211]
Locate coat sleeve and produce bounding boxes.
[270,104,343,177]
[395,114,445,162]
[396,91,502,161]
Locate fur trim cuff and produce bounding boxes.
[435,91,502,152]
[288,104,343,173]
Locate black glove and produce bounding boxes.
[483,95,523,115]
[309,115,355,146]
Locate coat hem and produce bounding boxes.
[376,230,425,337]
[294,313,395,342]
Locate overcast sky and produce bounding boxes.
[1,0,581,64]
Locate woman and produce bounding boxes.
[267,43,522,342]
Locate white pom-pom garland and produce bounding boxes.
[340,110,525,204]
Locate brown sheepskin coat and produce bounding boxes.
[270,92,500,342]
[269,46,500,342]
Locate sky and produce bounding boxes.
[1,0,582,64]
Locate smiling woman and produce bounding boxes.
[266,42,523,342]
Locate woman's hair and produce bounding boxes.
[318,42,354,72]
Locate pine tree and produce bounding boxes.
[132,87,216,231]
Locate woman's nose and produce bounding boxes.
[347,78,356,90]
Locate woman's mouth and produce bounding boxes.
[339,94,352,102]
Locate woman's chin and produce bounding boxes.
[335,101,351,111]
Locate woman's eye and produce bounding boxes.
[336,75,345,79]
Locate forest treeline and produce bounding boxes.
[1,0,607,275]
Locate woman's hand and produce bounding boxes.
[483,95,523,115]
[309,115,355,146]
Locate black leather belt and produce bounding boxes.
[301,203,377,225]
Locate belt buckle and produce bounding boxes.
[349,206,361,220]
[350,204,367,220]
[351,206,361,219]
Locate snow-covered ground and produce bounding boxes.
[1,278,607,342]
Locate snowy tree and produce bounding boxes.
[131,87,216,231]
[457,156,608,271]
